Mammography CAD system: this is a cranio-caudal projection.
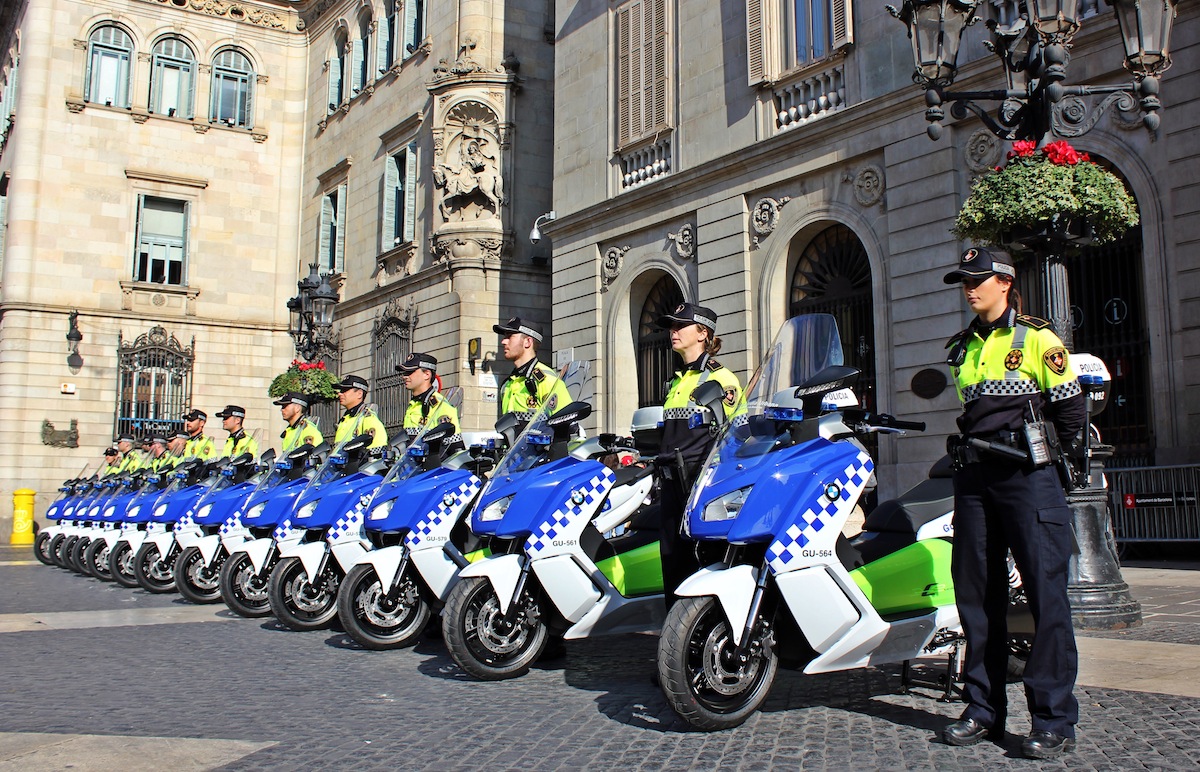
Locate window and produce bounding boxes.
[319,184,347,273]
[615,0,668,148]
[211,49,254,128]
[116,326,194,441]
[382,144,417,251]
[371,300,416,439]
[135,195,188,285]
[747,0,853,83]
[2,54,17,135]
[150,38,195,118]
[0,175,8,273]
[353,12,372,94]
[86,25,133,108]
[401,0,425,59]
[378,0,397,73]
[329,32,348,113]
[637,274,685,407]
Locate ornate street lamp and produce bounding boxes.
[288,263,340,361]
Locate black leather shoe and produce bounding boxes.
[1022,730,1075,759]
[942,718,990,746]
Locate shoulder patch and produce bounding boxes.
[1043,346,1068,376]
[705,358,722,372]
[1017,314,1053,331]
[723,388,738,407]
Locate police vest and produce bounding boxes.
[500,361,572,420]
[403,391,460,437]
[222,432,259,459]
[281,419,323,452]
[184,434,216,461]
[335,406,388,448]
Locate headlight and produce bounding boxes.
[103,506,115,519]
[153,504,168,519]
[296,501,318,520]
[127,506,140,519]
[479,495,513,522]
[194,504,213,521]
[243,503,265,521]
[369,499,394,521]
[702,487,751,522]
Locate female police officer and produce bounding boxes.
[940,247,1085,759]
[655,303,743,606]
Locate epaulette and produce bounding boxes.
[1017,314,1053,330]
[705,358,723,372]
[532,365,548,382]
[429,392,441,406]
[945,329,970,349]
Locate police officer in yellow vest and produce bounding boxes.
[274,392,324,452]
[100,446,121,477]
[217,405,260,459]
[939,247,1085,760]
[113,432,144,474]
[494,317,571,421]
[146,435,176,473]
[397,352,462,448]
[333,374,389,449]
[182,409,217,460]
[656,303,743,604]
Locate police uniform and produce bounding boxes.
[274,392,324,452]
[655,303,744,602]
[493,317,572,421]
[397,353,462,439]
[182,409,217,460]
[942,248,1086,752]
[101,449,122,477]
[113,433,144,474]
[147,437,177,473]
[333,374,389,448]
[216,405,260,459]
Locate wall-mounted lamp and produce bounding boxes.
[66,310,84,373]
[529,210,557,245]
[467,337,482,375]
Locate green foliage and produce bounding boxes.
[268,360,339,399]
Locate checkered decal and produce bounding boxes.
[273,518,294,541]
[405,478,482,549]
[663,407,704,420]
[766,451,874,574]
[328,501,367,544]
[961,379,1041,403]
[219,513,241,537]
[1049,379,1082,402]
[175,510,195,531]
[524,468,615,554]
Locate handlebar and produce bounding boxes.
[841,408,926,433]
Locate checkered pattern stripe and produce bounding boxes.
[273,519,294,541]
[1049,379,1082,402]
[961,379,1041,403]
[146,523,166,534]
[328,501,366,544]
[177,510,195,529]
[524,469,615,554]
[406,427,421,437]
[405,478,481,548]
[766,451,874,574]
[219,513,241,537]
[663,407,704,420]
[512,411,537,421]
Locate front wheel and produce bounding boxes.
[133,543,177,593]
[48,534,68,568]
[70,537,93,575]
[442,576,548,681]
[268,556,341,631]
[34,531,56,566]
[175,546,224,604]
[84,538,114,581]
[108,541,139,588]
[657,595,779,731]
[219,552,273,618]
[337,563,431,650]
[59,535,79,570]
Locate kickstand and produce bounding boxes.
[900,639,965,702]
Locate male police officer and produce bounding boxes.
[216,405,259,459]
[333,374,388,448]
[167,430,188,461]
[113,432,143,474]
[397,353,460,440]
[146,436,175,473]
[182,409,217,460]
[494,317,571,421]
[274,392,324,452]
[100,446,121,476]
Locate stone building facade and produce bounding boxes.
[548,0,1200,497]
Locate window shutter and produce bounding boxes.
[630,2,643,139]
[185,63,195,119]
[403,143,417,244]
[377,15,393,73]
[746,0,766,85]
[134,194,146,280]
[0,193,8,265]
[382,153,399,252]
[831,0,854,49]
[319,194,333,269]
[334,183,347,273]
[351,39,364,93]
[650,0,667,130]
[402,1,419,57]
[180,201,190,284]
[327,59,339,113]
[119,52,131,108]
[616,6,631,146]
[241,73,254,128]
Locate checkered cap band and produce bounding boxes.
[524,469,615,554]
[960,379,1042,403]
[405,478,481,549]
[1048,379,1082,402]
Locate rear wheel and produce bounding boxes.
[59,536,79,569]
[34,531,56,566]
[442,576,547,681]
[108,541,139,588]
[175,546,224,604]
[657,595,779,731]
[219,552,273,618]
[337,563,431,650]
[268,556,341,631]
[70,537,93,575]
[133,543,177,593]
[85,538,114,581]
[48,534,68,568]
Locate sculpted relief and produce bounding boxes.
[433,101,505,224]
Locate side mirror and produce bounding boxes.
[547,401,592,428]
[258,448,277,465]
[692,380,728,430]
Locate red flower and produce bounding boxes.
[1006,140,1038,160]
[1042,140,1082,166]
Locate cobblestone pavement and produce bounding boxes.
[4,545,1200,770]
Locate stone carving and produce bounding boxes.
[433,101,505,222]
[751,196,791,245]
[432,236,507,263]
[41,419,80,449]
[601,246,631,291]
[965,129,1003,172]
[667,223,695,261]
[852,165,884,207]
[139,0,290,31]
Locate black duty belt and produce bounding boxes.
[948,432,1030,468]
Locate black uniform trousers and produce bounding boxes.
[659,469,700,606]
[951,460,1079,738]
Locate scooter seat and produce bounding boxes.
[860,476,953,536]
[612,463,654,487]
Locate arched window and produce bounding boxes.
[371,299,417,439]
[210,49,254,128]
[328,31,348,113]
[636,274,685,408]
[353,12,372,95]
[115,326,195,439]
[150,37,195,118]
[86,25,133,108]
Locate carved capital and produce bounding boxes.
[193,122,210,134]
[131,109,150,124]
[65,96,86,114]
[250,131,267,143]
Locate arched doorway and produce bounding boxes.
[636,274,685,408]
[788,223,876,413]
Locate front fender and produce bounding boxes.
[148,531,176,559]
[457,553,524,615]
[195,534,223,567]
[675,563,759,647]
[363,545,407,590]
[287,541,329,585]
[241,537,275,576]
[121,529,150,552]
[330,541,368,574]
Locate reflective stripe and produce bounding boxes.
[1048,379,1082,402]
[1004,324,1028,381]
[961,379,1042,403]
[663,407,704,420]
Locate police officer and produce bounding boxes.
[494,317,571,421]
[656,303,743,604]
[940,247,1085,759]
[167,430,189,461]
[397,352,462,447]
[216,405,259,459]
[182,409,217,460]
[146,436,175,473]
[333,374,388,448]
[274,392,323,452]
[100,447,121,477]
[113,432,143,474]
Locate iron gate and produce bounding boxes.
[371,298,417,439]
[637,274,685,408]
[115,326,194,440]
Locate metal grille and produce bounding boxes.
[1108,464,1200,542]
[636,274,685,408]
[115,326,194,440]
[371,299,417,439]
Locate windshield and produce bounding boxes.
[294,435,371,500]
[688,315,845,507]
[488,360,590,480]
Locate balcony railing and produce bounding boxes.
[772,61,846,133]
[618,133,672,190]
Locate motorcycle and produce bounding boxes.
[108,460,209,588]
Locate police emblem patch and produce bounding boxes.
[527,395,539,408]
[439,415,452,424]
[724,388,738,407]
[1043,346,1068,375]
[963,248,978,262]
[1004,349,1023,371]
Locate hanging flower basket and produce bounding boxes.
[952,140,1139,251]
[268,360,340,401]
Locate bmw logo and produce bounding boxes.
[443,493,456,507]
[824,482,842,501]
[571,490,586,505]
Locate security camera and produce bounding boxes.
[529,226,541,244]
[529,211,556,245]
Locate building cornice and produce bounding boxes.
[133,0,303,34]
[0,301,288,334]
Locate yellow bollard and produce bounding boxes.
[11,489,36,545]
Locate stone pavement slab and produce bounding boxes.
[0,733,274,771]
